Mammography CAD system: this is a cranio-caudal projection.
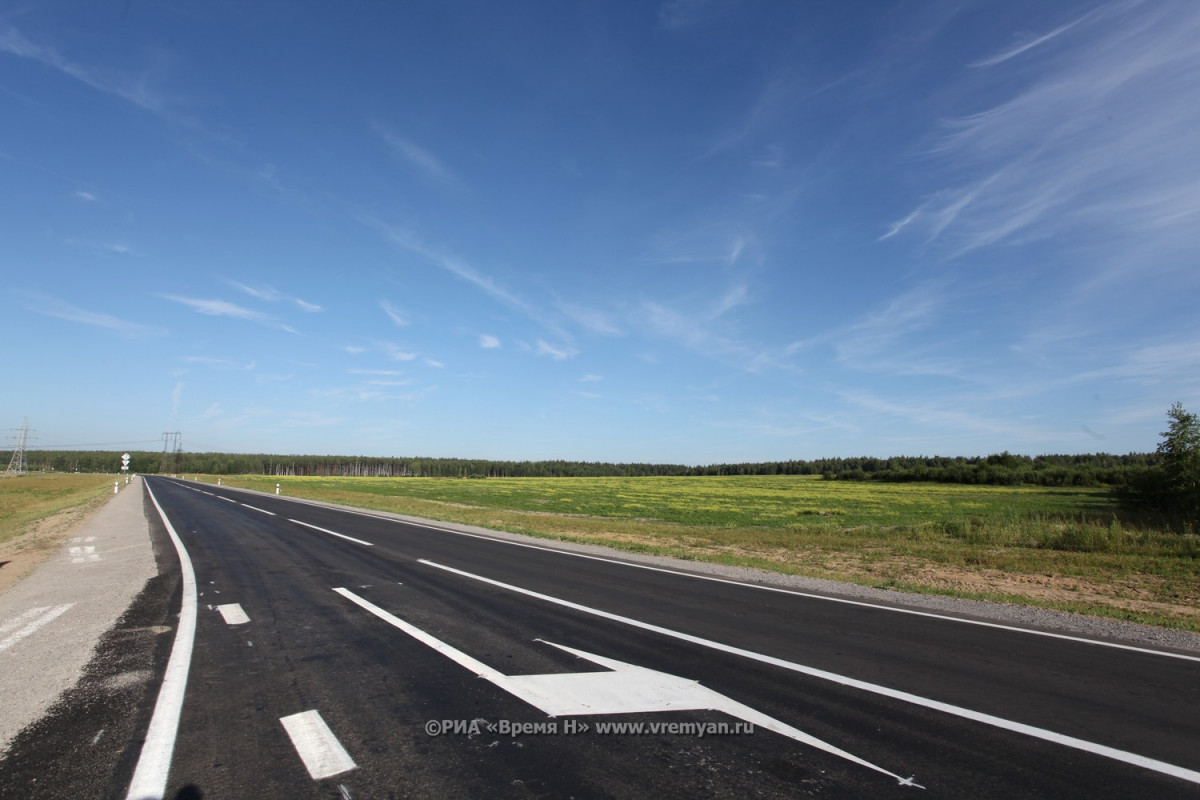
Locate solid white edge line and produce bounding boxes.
[287,519,374,547]
[419,558,1200,787]
[193,481,1200,663]
[126,480,198,800]
[240,503,277,516]
[279,709,357,780]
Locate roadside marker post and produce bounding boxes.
[114,481,119,494]
[276,483,281,495]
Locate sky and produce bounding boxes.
[2,0,1198,465]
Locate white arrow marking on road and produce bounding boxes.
[333,587,920,787]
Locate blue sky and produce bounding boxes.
[3,1,1198,464]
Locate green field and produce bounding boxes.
[0,473,118,548]
[212,474,1200,631]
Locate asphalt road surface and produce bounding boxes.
[6,476,1200,799]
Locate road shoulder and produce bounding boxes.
[0,476,160,758]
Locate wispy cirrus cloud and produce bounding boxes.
[536,340,579,361]
[479,334,501,349]
[161,294,299,334]
[374,340,419,362]
[368,219,574,342]
[23,292,165,337]
[970,11,1093,68]
[0,24,169,112]
[380,300,409,326]
[226,280,323,312]
[375,125,461,188]
[885,2,1200,269]
[180,356,256,371]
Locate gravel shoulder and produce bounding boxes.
[0,477,157,758]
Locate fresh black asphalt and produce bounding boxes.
[4,477,1198,798]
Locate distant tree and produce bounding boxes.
[1157,402,1200,519]
[1119,403,1200,524]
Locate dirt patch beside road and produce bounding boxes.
[0,494,112,596]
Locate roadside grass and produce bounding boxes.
[211,474,1200,631]
[0,473,117,547]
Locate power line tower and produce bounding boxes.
[160,431,182,475]
[6,418,31,474]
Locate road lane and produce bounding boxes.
[189,478,1200,763]
[134,477,1200,798]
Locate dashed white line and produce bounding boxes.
[216,603,251,625]
[0,604,74,653]
[280,710,357,780]
[245,491,1199,662]
[288,519,374,547]
[240,503,277,516]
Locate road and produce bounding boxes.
[10,476,1200,798]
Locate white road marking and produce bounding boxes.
[288,519,374,547]
[69,545,101,563]
[0,607,46,636]
[250,493,1200,663]
[335,587,918,786]
[419,559,1200,787]
[240,503,276,516]
[216,603,250,625]
[218,496,237,503]
[125,482,199,800]
[0,604,74,653]
[280,710,357,781]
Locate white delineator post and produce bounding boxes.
[114,481,119,494]
[276,483,280,495]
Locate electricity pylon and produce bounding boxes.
[6,418,30,474]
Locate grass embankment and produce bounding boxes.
[211,474,1200,631]
[0,473,119,592]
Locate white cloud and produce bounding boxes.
[181,356,255,371]
[536,340,579,360]
[74,190,96,202]
[347,368,404,376]
[479,334,501,349]
[376,341,418,361]
[970,12,1092,68]
[380,299,409,327]
[557,301,624,336]
[376,126,461,188]
[226,280,323,312]
[161,294,299,333]
[24,293,165,337]
[344,345,367,355]
[579,374,603,383]
[888,2,1200,271]
[0,24,168,112]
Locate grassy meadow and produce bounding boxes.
[211,474,1200,631]
[0,473,118,547]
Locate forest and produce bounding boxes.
[16,449,1159,488]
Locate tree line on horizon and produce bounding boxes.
[16,448,1161,487]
